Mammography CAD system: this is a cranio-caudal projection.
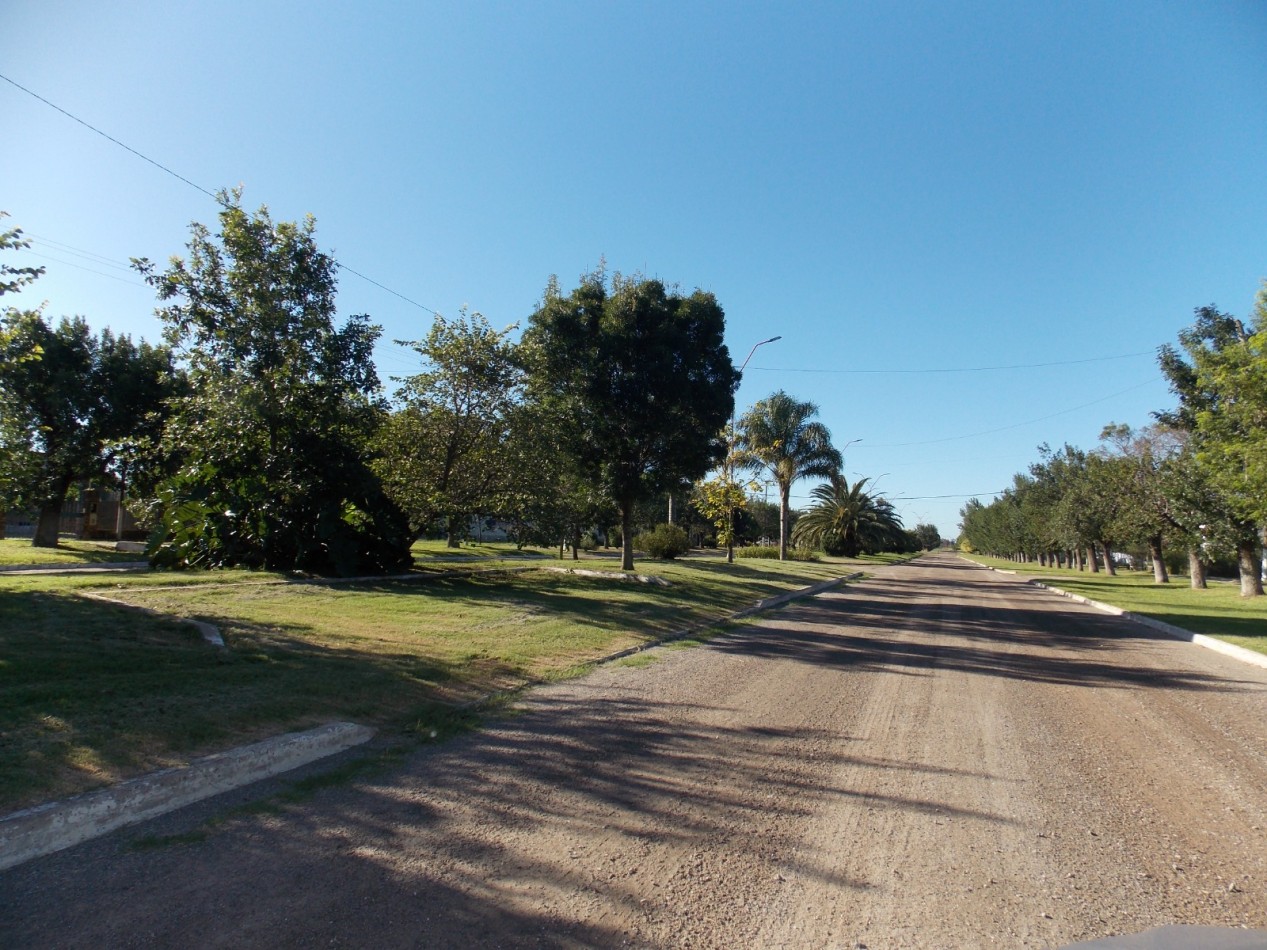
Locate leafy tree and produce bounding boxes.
[1158,298,1263,595]
[791,473,903,557]
[737,391,843,560]
[913,523,941,551]
[0,313,174,546]
[0,213,45,300]
[379,310,523,544]
[522,269,737,571]
[693,468,754,552]
[133,189,411,575]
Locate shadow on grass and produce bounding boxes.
[0,589,480,813]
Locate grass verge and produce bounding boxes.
[0,538,148,567]
[0,553,858,813]
[963,554,1267,656]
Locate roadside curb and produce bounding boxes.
[0,721,374,872]
[0,568,862,872]
[458,570,866,709]
[963,558,1267,671]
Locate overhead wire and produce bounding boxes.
[1,71,444,322]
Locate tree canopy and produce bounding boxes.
[522,269,737,570]
[738,391,842,560]
[133,189,411,575]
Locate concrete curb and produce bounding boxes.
[0,567,862,872]
[0,721,374,872]
[79,591,226,647]
[0,561,150,574]
[963,557,1267,671]
[459,570,867,696]
[543,566,671,586]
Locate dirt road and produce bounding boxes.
[4,553,1266,948]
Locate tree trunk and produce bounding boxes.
[571,526,581,561]
[1187,548,1207,590]
[778,482,791,561]
[1087,545,1100,573]
[1149,535,1168,584]
[1238,537,1262,597]
[32,478,72,548]
[621,502,635,572]
[1073,548,1084,571]
[1100,540,1116,576]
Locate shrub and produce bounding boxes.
[735,544,818,562]
[634,523,690,560]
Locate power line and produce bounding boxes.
[750,350,1154,375]
[861,376,1161,448]
[1,71,443,319]
[1,73,219,203]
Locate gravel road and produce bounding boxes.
[4,553,1266,948]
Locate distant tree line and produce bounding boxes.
[959,285,1267,597]
[1,195,937,574]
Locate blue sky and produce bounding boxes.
[4,1,1266,538]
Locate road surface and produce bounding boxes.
[3,553,1266,948]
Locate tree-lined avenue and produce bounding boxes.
[3,553,1265,947]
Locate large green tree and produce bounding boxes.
[522,269,737,571]
[379,310,523,544]
[0,313,174,546]
[791,473,903,557]
[1158,298,1264,596]
[133,189,411,574]
[737,391,843,560]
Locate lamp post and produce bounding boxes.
[728,335,782,564]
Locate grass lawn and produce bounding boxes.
[0,538,148,567]
[963,554,1267,656]
[0,553,862,813]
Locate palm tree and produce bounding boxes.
[792,473,905,557]
[737,391,842,559]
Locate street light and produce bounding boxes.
[728,335,782,564]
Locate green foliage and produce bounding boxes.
[735,544,818,561]
[0,312,174,545]
[634,522,690,560]
[791,473,904,557]
[737,391,842,559]
[523,267,737,570]
[692,472,752,549]
[0,212,45,299]
[913,523,941,550]
[133,189,411,575]
[379,310,524,542]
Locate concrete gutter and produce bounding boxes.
[0,721,374,872]
[964,557,1267,671]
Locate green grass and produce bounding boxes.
[0,538,148,567]
[410,539,555,562]
[964,554,1267,656]
[0,555,856,812]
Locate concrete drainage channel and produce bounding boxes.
[0,570,863,872]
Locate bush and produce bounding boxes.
[634,523,690,560]
[735,544,818,562]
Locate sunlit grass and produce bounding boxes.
[0,554,857,812]
[963,554,1267,656]
[0,538,148,567]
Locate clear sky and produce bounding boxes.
[4,1,1266,538]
